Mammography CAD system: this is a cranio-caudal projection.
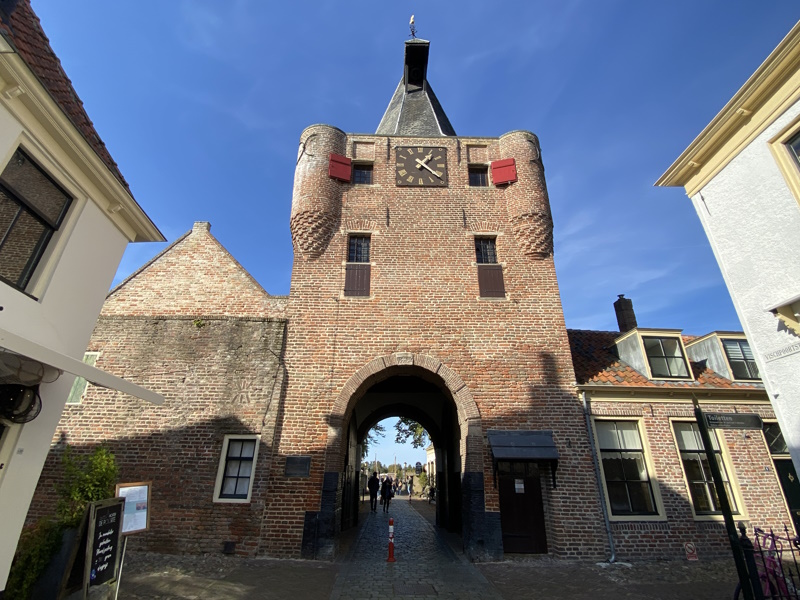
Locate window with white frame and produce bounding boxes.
[673,421,737,515]
[66,352,99,404]
[0,148,73,292]
[214,435,259,502]
[595,420,658,516]
[642,336,690,378]
[722,339,760,380]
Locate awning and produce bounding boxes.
[0,326,163,405]
[487,430,559,488]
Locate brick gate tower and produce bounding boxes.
[264,38,606,560]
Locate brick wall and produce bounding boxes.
[590,399,790,559]
[26,222,288,556]
[266,127,608,559]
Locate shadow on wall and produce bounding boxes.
[26,416,275,557]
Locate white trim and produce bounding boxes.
[0,326,163,405]
[213,434,260,504]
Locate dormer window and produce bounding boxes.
[722,339,759,380]
[642,336,690,378]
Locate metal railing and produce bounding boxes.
[738,524,800,600]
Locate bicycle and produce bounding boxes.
[733,525,800,599]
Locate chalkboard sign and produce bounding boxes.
[285,456,311,477]
[85,498,124,590]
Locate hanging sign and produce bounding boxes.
[704,413,763,430]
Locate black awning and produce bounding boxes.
[487,430,560,488]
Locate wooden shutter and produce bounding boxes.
[329,153,352,182]
[344,263,371,296]
[477,264,505,298]
[491,158,517,186]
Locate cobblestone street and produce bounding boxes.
[330,497,501,599]
[118,497,742,599]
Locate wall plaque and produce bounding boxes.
[285,456,311,477]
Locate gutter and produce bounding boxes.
[582,391,616,564]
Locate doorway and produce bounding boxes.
[497,461,548,554]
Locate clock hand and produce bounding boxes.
[415,152,433,169]
[415,158,442,178]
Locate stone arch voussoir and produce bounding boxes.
[327,352,482,470]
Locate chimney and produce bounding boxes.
[614,294,637,332]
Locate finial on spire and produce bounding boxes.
[409,15,416,39]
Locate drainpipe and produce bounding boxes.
[582,391,616,563]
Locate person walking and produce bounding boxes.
[367,471,380,512]
[380,476,393,513]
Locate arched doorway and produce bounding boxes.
[343,374,461,534]
[325,353,489,557]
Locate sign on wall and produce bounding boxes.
[116,481,151,534]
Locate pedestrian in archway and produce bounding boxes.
[367,471,380,512]
[381,476,393,512]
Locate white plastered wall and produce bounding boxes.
[690,98,800,473]
[0,109,130,588]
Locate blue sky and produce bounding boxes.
[32,1,800,465]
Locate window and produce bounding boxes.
[66,352,100,404]
[352,164,373,185]
[763,422,788,456]
[642,336,690,378]
[475,237,505,298]
[344,234,371,297]
[0,148,72,292]
[595,420,658,516]
[468,166,488,187]
[214,435,259,502]
[673,422,737,515]
[722,339,759,380]
[787,131,800,166]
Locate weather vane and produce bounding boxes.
[409,15,416,39]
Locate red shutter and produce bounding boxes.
[491,158,517,186]
[329,153,352,182]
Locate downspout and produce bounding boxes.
[582,391,616,563]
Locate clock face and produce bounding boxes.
[395,146,448,187]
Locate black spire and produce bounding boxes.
[375,39,456,137]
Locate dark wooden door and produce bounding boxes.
[775,458,800,534]
[498,462,548,554]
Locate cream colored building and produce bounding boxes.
[657,21,800,475]
[0,3,163,590]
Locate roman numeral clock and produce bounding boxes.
[395,146,448,187]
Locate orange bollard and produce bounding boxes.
[387,517,396,562]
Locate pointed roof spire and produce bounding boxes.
[375,38,456,137]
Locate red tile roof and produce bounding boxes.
[568,329,764,390]
[0,0,130,193]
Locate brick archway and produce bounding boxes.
[326,351,482,473]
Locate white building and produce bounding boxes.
[0,2,163,590]
[657,22,800,478]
